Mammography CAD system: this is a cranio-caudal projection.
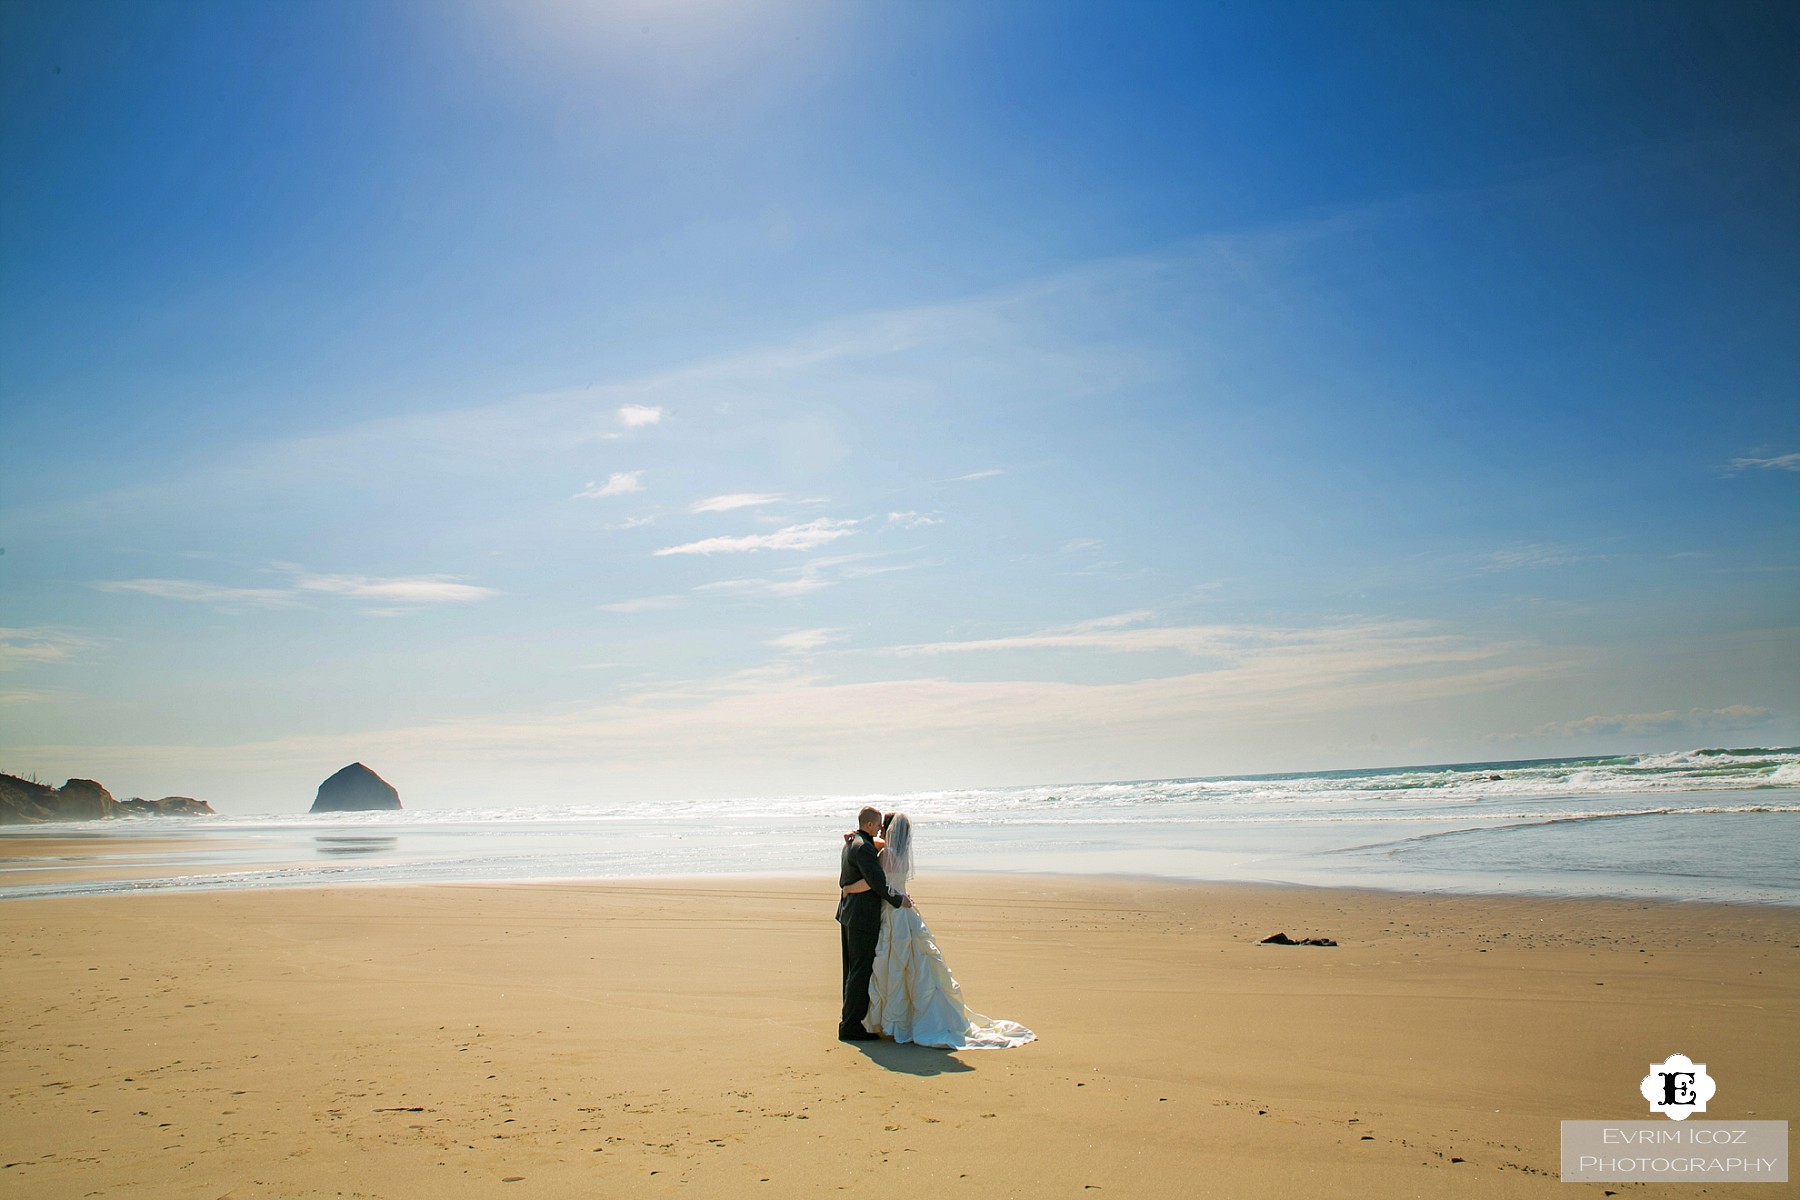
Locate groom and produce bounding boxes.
[837,805,910,1041]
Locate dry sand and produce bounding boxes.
[2,875,1794,1199]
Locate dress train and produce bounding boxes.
[864,902,1034,1049]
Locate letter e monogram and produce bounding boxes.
[1660,1072,1697,1105]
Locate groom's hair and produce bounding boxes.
[857,806,882,828]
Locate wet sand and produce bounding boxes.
[1,875,1794,1198]
[0,834,269,891]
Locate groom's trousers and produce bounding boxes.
[840,919,880,1033]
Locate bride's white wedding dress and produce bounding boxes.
[863,851,1035,1049]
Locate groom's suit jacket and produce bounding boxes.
[837,830,905,931]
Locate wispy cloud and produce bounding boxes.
[0,627,94,671]
[698,570,834,598]
[888,610,1232,656]
[654,517,858,557]
[1065,610,1157,631]
[954,468,1005,482]
[293,574,499,604]
[884,615,1517,712]
[12,222,1272,560]
[605,515,657,530]
[599,595,684,613]
[91,579,300,608]
[1727,451,1800,474]
[616,405,663,428]
[886,511,941,529]
[1482,543,1597,571]
[587,620,1544,751]
[22,619,1561,803]
[696,553,910,598]
[692,493,790,513]
[768,628,845,653]
[576,472,644,498]
[92,570,498,612]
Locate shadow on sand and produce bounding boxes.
[850,1041,975,1076]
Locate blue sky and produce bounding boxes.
[2,0,1796,810]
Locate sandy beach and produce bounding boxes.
[2,874,1794,1199]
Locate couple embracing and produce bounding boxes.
[835,806,1035,1049]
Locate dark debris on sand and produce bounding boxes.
[1259,932,1338,947]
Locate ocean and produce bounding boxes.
[3,747,1796,904]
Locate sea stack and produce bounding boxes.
[310,763,401,813]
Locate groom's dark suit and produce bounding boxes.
[837,829,906,1037]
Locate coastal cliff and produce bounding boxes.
[0,774,216,825]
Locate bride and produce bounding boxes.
[841,813,1035,1049]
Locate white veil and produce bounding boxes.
[880,813,914,888]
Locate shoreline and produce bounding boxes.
[5,851,1800,909]
[3,874,1795,1197]
[10,863,1800,910]
[5,810,1799,909]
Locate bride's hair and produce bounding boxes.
[882,812,914,885]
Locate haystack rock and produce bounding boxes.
[310,763,401,813]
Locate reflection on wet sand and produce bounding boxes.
[314,836,399,857]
